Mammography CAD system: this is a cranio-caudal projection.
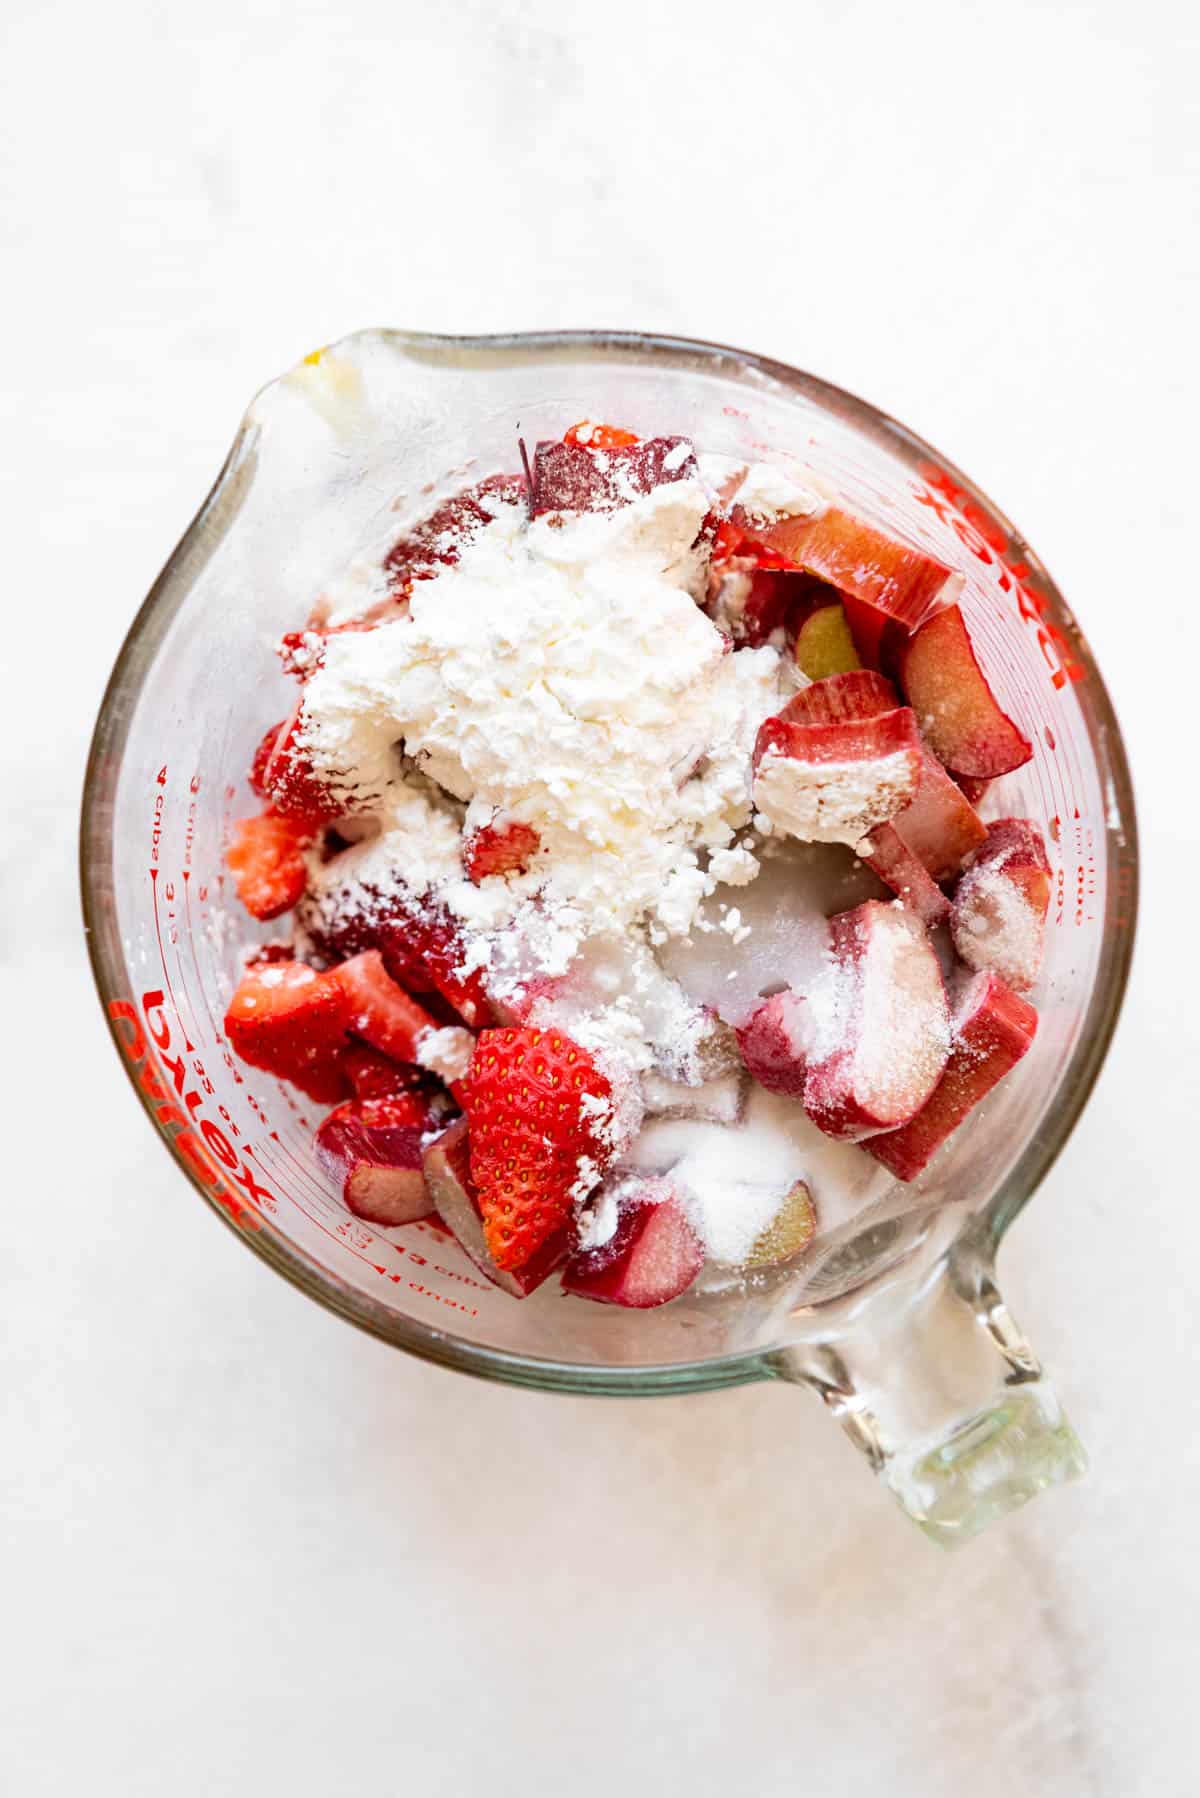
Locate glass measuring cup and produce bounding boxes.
[81,329,1137,1544]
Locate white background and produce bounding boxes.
[3,2,1198,1792]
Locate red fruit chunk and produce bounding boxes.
[858,823,951,926]
[464,1027,614,1271]
[803,900,950,1141]
[331,951,442,1064]
[956,774,991,806]
[261,705,343,826]
[736,990,813,1096]
[225,960,351,1103]
[562,1178,704,1309]
[865,972,1038,1180]
[464,818,540,883]
[339,1045,438,1102]
[740,507,961,669]
[900,604,1033,778]
[421,1119,568,1297]
[890,746,988,881]
[950,818,1051,992]
[315,1096,440,1225]
[249,720,287,797]
[379,911,498,1028]
[752,706,923,846]
[226,812,311,921]
[780,669,899,725]
[384,476,524,593]
[530,435,698,515]
[563,420,640,449]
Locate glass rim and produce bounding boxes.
[80,326,1139,1396]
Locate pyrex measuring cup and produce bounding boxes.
[81,330,1137,1545]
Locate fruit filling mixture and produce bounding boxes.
[223,421,1047,1309]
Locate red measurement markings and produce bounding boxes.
[913,465,1086,693]
[148,765,196,1053]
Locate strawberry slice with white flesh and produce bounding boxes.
[865,971,1038,1180]
[752,706,922,846]
[737,506,962,669]
[561,1177,704,1309]
[421,1119,568,1298]
[950,818,1052,992]
[315,1096,440,1225]
[803,900,950,1141]
[900,603,1033,778]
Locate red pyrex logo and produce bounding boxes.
[108,991,271,1231]
[914,464,1085,691]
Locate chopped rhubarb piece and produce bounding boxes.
[858,823,951,925]
[249,720,287,797]
[738,507,961,668]
[956,774,991,806]
[530,435,698,515]
[743,1180,817,1269]
[226,812,311,921]
[780,669,898,725]
[563,420,640,449]
[331,951,443,1064]
[752,706,923,845]
[803,900,950,1141]
[900,604,1033,778]
[641,1068,746,1126]
[890,746,988,880]
[865,972,1038,1179]
[736,989,813,1096]
[795,603,863,679]
[261,704,344,826]
[225,960,351,1102]
[421,1119,568,1297]
[950,818,1051,992]
[315,1096,440,1225]
[464,1027,614,1271]
[562,1178,704,1309]
[464,818,540,883]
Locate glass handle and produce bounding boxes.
[769,1222,1087,1547]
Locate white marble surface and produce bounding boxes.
[3,1,1198,1791]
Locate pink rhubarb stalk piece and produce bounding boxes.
[864,971,1038,1180]
[950,818,1052,992]
[752,707,923,846]
[899,604,1033,778]
[421,1119,568,1298]
[736,989,814,1096]
[314,1097,438,1225]
[738,507,962,669]
[803,900,950,1141]
[330,950,445,1065]
[857,823,951,926]
[561,1178,704,1309]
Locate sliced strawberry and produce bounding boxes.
[950,818,1051,992]
[339,1044,440,1102]
[384,477,523,593]
[225,960,351,1102]
[278,630,329,680]
[330,951,442,1064]
[260,704,343,826]
[780,669,899,724]
[421,1118,569,1297]
[738,507,961,668]
[226,812,311,921]
[794,602,862,679]
[249,720,287,797]
[803,900,950,1141]
[561,1178,704,1309]
[378,911,498,1028]
[530,435,698,515]
[463,1027,614,1271]
[736,989,813,1096]
[857,823,951,925]
[464,818,540,883]
[563,420,640,449]
[315,1095,445,1225]
[899,604,1033,778]
[865,972,1038,1179]
[752,706,923,846]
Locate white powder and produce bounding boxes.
[730,463,821,523]
[950,858,1044,992]
[415,1026,476,1085]
[753,747,918,846]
